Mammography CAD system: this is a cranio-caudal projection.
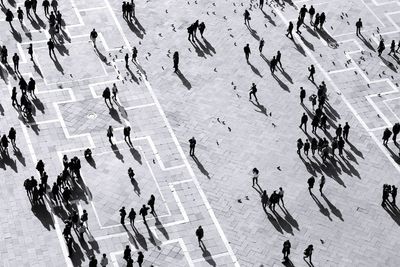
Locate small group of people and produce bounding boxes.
[382,123,400,146]
[0,127,17,156]
[122,1,136,21]
[377,38,400,57]
[282,240,314,264]
[382,184,397,207]
[286,4,326,38]
[187,20,206,42]
[123,246,145,267]
[119,196,156,225]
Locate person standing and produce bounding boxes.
[304,139,310,156]
[195,226,204,247]
[12,53,19,72]
[173,51,179,72]
[296,16,302,34]
[278,187,285,206]
[343,122,350,141]
[299,113,308,132]
[119,206,127,225]
[124,53,129,68]
[139,204,150,223]
[252,168,259,186]
[17,7,24,23]
[244,43,251,62]
[148,194,156,215]
[388,40,396,56]
[243,9,251,26]
[308,176,315,194]
[131,47,137,62]
[189,137,196,156]
[382,128,392,145]
[42,0,50,16]
[297,138,303,155]
[28,43,33,60]
[128,208,136,226]
[308,5,315,24]
[303,245,314,263]
[81,209,89,228]
[102,87,112,108]
[89,255,97,267]
[392,185,397,205]
[100,254,109,267]
[249,83,258,102]
[28,77,36,97]
[282,240,291,261]
[8,127,17,148]
[319,12,326,28]
[377,39,385,56]
[123,245,131,261]
[355,18,363,36]
[319,175,325,194]
[300,87,306,104]
[338,137,345,156]
[199,22,206,38]
[47,38,55,57]
[392,122,400,143]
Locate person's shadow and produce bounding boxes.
[192,155,210,178]
[130,178,141,196]
[200,244,216,267]
[321,193,344,221]
[31,203,55,230]
[175,69,192,90]
[311,193,332,221]
[155,216,169,239]
[111,144,124,162]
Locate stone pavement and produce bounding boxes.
[0,0,400,266]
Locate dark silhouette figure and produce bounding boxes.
[382,128,392,146]
[282,240,291,261]
[308,177,315,194]
[244,43,251,62]
[303,244,314,263]
[189,137,196,156]
[173,51,179,72]
[356,18,363,36]
[249,83,258,102]
[196,226,204,247]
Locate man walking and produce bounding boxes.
[90,28,98,48]
[308,64,315,82]
[356,18,363,36]
[139,204,150,223]
[249,83,258,102]
[244,43,251,62]
[124,126,132,145]
[119,206,126,225]
[195,226,204,247]
[299,113,308,132]
[319,175,325,194]
[307,176,315,194]
[343,122,350,141]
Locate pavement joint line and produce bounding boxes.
[328,67,357,74]
[385,12,400,30]
[103,0,239,264]
[371,0,399,6]
[17,43,27,64]
[79,6,107,12]
[361,0,386,27]
[365,95,393,126]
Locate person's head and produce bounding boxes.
[126,245,130,249]
[83,209,87,214]
[279,187,282,190]
[358,18,361,21]
[103,253,106,258]
[122,206,125,209]
[263,190,266,194]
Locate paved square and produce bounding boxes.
[1,0,400,266]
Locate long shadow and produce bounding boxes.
[272,73,290,92]
[109,107,122,123]
[125,227,139,249]
[130,147,142,164]
[246,25,260,41]
[281,68,293,84]
[134,225,148,250]
[155,216,169,240]
[190,41,206,58]
[300,34,314,51]
[130,178,141,196]
[31,203,55,230]
[320,159,346,187]
[0,103,4,115]
[55,42,70,56]
[70,238,85,266]
[0,152,18,172]
[52,205,69,220]
[311,193,332,220]
[281,206,300,231]
[7,0,16,7]
[21,24,32,40]
[343,149,358,165]
[251,101,268,117]
[304,24,319,39]
[202,37,216,54]
[175,70,192,90]
[145,222,161,249]
[192,155,210,179]
[200,245,216,267]
[261,10,276,26]
[86,156,96,169]
[10,26,22,42]
[133,17,146,34]
[126,66,140,84]
[321,193,344,221]
[111,144,124,162]
[346,141,364,158]
[387,145,400,165]
[342,157,361,179]
[248,61,263,77]
[35,13,46,29]
[32,59,44,78]
[51,55,65,75]
[381,56,397,73]
[126,19,144,39]
[316,28,339,49]
[27,15,41,30]
[32,98,45,114]
[291,37,306,57]
[265,211,283,233]
[383,204,400,226]
[282,258,295,267]
[273,211,293,235]
[300,156,317,176]
[0,64,9,83]
[196,39,213,57]
[359,35,376,52]
[13,147,26,166]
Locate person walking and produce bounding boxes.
[28,77,36,97]
[131,46,138,63]
[388,40,396,56]
[189,137,196,156]
[377,39,385,56]
[304,139,310,156]
[173,51,179,72]
[17,7,24,23]
[392,122,400,143]
[308,64,315,82]
[89,255,97,267]
[111,83,118,103]
[12,53,19,72]
[319,12,326,29]
[123,245,131,261]
[276,50,283,69]
[8,127,17,148]
[259,0,264,9]
[309,5,315,24]
[382,184,390,207]
[296,16,302,34]
[100,254,109,267]
[148,194,156,215]
[244,43,251,62]
[102,87,112,107]
[382,128,392,145]
[259,38,264,53]
[303,245,314,263]
[124,126,132,145]
[338,137,345,156]
[139,204,150,223]
[311,137,318,156]
[43,0,50,16]
[307,176,315,194]
[278,187,285,206]
[282,240,291,261]
[392,185,397,205]
[343,122,350,141]
[119,206,127,225]
[28,43,33,60]
[249,83,258,102]
[128,208,136,226]
[5,9,14,27]
[81,209,89,228]
[297,138,303,155]
[90,28,98,48]
[47,38,55,57]
[137,252,144,267]
[299,113,308,132]
[261,190,268,210]
[107,126,114,145]
[244,9,251,26]
[195,226,204,247]
[286,21,293,39]
[356,18,363,36]
[252,168,259,186]
[319,175,325,194]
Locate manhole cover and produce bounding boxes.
[87,112,97,119]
